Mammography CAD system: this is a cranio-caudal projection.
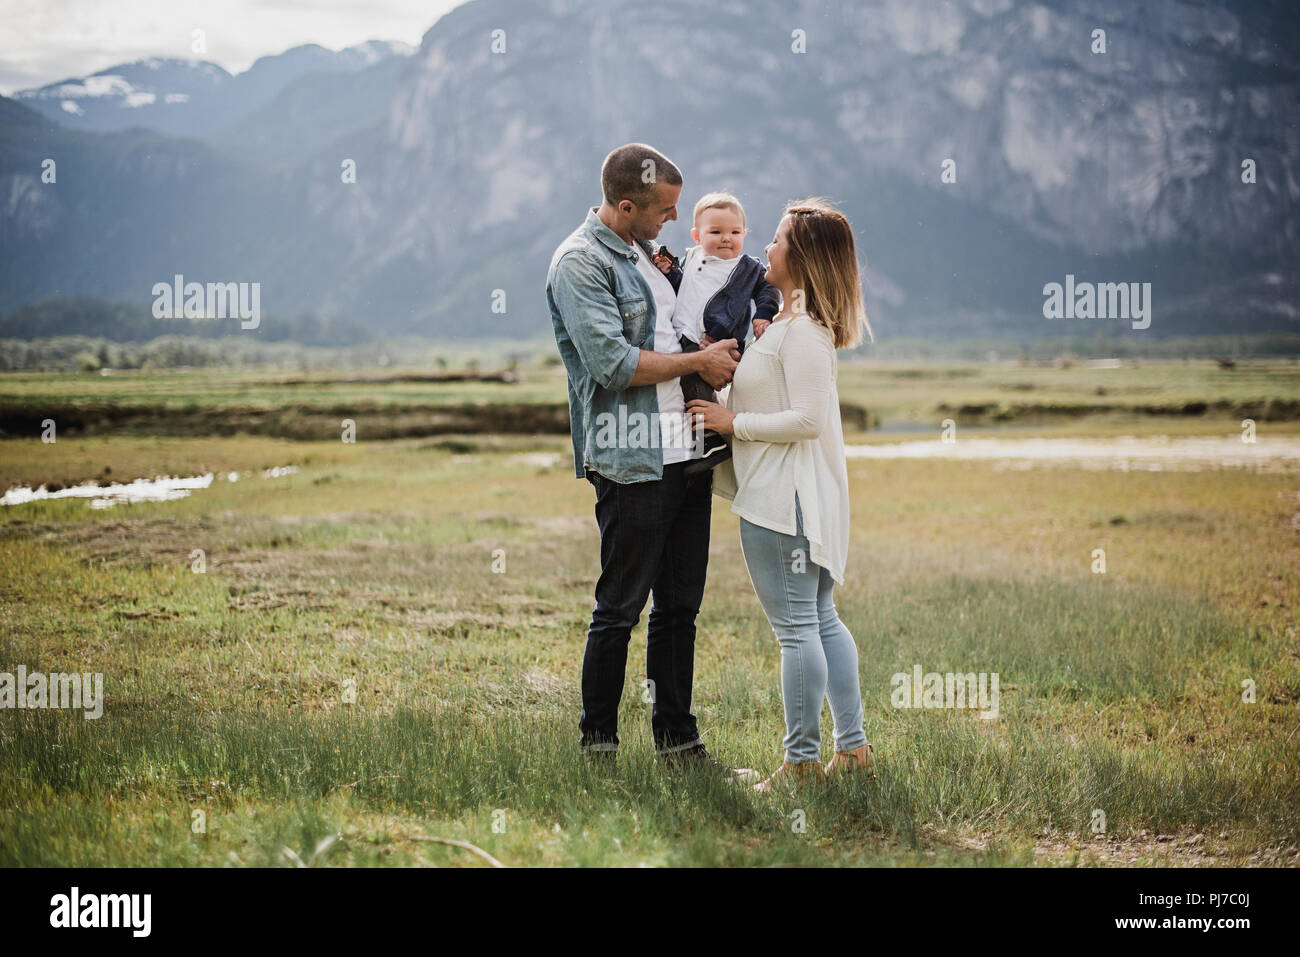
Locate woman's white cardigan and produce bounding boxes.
[712,314,850,584]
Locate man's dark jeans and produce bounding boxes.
[581,460,711,753]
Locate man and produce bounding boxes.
[545,142,742,768]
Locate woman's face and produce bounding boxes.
[764,215,794,290]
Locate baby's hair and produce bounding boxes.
[692,192,747,228]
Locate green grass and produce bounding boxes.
[2,406,1298,865]
[3,358,1299,441]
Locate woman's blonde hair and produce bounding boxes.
[781,197,873,349]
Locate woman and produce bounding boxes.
[687,197,874,791]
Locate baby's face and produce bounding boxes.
[691,207,746,259]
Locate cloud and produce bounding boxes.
[0,0,460,95]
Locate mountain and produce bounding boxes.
[199,52,414,171]
[0,296,374,346]
[13,58,231,135]
[12,41,414,138]
[1,0,1297,343]
[0,95,298,313]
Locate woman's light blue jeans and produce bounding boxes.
[739,495,867,764]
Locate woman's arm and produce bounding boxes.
[732,322,835,443]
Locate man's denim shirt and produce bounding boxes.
[546,206,670,484]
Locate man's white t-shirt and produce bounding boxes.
[631,241,696,465]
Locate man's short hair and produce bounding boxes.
[601,143,683,208]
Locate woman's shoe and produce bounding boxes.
[753,759,825,792]
[825,743,874,779]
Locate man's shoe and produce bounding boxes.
[753,759,826,792]
[581,741,617,767]
[825,743,874,779]
[660,744,760,783]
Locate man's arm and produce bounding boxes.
[550,252,642,393]
[629,338,739,388]
[553,251,739,390]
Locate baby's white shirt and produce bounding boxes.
[670,245,743,343]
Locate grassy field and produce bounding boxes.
[2,358,1299,442]
[0,363,1298,867]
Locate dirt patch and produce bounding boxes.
[0,401,573,440]
[1031,831,1297,866]
[937,398,1300,424]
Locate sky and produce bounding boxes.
[0,0,468,95]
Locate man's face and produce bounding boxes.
[625,182,680,241]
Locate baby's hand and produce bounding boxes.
[652,246,679,275]
[753,318,772,339]
[699,333,716,348]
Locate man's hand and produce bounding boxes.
[696,337,740,389]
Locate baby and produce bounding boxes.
[652,192,780,476]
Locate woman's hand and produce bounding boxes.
[686,398,736,436]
